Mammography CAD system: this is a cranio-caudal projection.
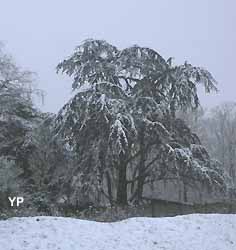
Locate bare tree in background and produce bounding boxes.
[178,103,236,190]
[208,103,236,186]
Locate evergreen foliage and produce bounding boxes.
[55,39,226,205]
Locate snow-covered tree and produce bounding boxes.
[0,43,44,189]
[55,39,227,205]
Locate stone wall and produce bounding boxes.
[148,199,236,217]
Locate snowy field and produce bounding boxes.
[0,214,235,250]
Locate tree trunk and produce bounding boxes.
[183,181,188,202]
[117,154,128,205]
[137,126,146,203]
[105,171,113,205]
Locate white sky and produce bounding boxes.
[1,0,235,113]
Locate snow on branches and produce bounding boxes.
[54,39,227,205]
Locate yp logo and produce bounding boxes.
[8,197,24,207]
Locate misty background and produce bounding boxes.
[1,0,235,113]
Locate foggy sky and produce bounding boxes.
[1,0,235,113]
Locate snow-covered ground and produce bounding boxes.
[0,214,235,250]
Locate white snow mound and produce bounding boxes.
[0,214,235,250]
